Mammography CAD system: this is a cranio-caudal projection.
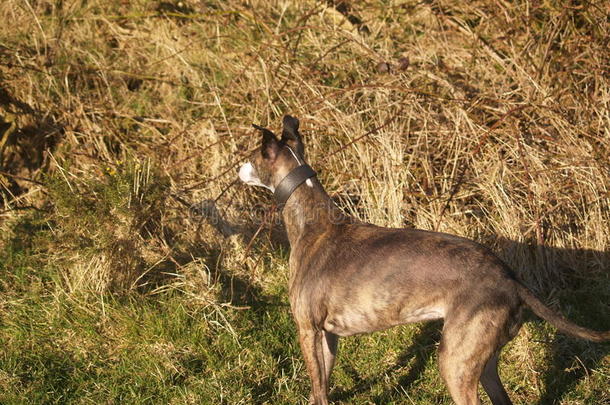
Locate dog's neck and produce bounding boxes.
[281,175,346,246]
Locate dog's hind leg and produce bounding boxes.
[438,342,483,405]
[438,309,512,405]
[480,352,513,405]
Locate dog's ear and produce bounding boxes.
[253,124,279,161]
[281,115,304,154]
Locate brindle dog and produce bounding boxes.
[238,115,609,405]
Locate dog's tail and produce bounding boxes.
[515,282,610,342]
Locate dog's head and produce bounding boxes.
[239,115,308,192]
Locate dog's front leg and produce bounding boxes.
[298,327,330,405]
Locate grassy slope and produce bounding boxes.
[1,0,609,404]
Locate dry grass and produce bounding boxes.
[0,0,608,403]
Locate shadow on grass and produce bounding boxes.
[536,333,609,405]
[0,87,63,202]
[179,198,290,306]
[331,321,443,403]
[387,321,443,399]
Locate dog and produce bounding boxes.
[238,115,610,405]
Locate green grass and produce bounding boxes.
[1,227,608,404]
[0,259,298,404]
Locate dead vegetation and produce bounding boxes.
[2,0,608,294]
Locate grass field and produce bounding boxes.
[1,0,609,403]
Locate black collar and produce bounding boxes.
[274,164,317,206]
